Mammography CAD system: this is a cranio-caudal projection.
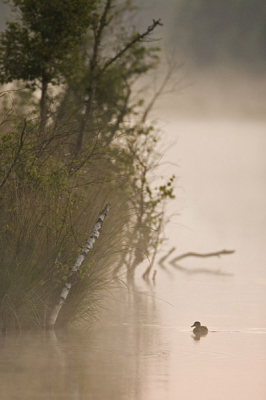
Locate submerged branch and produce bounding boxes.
[158,246,176,269]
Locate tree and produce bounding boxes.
[51,0,162,153]
[0,1,177,331]
[0,0,97,132]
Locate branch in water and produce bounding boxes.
[158,246,176,269]
[169,249,235,265]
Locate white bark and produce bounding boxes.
[47,203,110,329]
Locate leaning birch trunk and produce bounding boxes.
[46,204,110,330]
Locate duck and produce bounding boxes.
[191,321,208,335]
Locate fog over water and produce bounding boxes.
[0,1,266,399]
[135,2,266,397]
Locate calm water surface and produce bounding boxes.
[1,268,265,400]
[1,121,266,399]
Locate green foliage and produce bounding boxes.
[0,115,127,329]
[0,0,176,330]
[0,0,97,86]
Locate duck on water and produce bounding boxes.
[191,321,208,335]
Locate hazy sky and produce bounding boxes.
[137,0,266,119]
[141,0,266,70]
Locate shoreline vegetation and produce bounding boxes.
[0,0,236,332]
[0,0,176,332]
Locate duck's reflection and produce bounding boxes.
[191,331,208,341]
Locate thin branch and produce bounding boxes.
[141,63,173,124]
[158,246,176,269]
[169,249,235,265]
[76,0,113,153]
[0,118,27,190]
[99,19,163,76]
[105,84,131,146]
[142,212,164,280]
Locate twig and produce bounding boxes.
[142,212,164,280]
[141,63,173,124]
[169,249,235,265]
[76,0,113,152]
[99,19,163,76]
[152,270,157,282]
[0,118,27,190]
[158,246,176,269]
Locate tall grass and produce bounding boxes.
[0,108,129,330]
[0,82,175,331]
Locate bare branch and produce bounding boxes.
[76,0,113,153]
[169,249,235,265]
[141,63,173,124]
[0,118,27,190]
[158,246,176,269]
[100,19,163,76]
[142,212,164,280]
[105,84,131,146]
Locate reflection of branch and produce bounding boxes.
[158,246,176,269]
[155,248,236,276]
[171,263,233,277]
[169,249,235,265]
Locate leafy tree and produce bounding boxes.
[0,0,97,132]
[0,0,177,330]
[66,0,162,153]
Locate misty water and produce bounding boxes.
[1,120,266,399]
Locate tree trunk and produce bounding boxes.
[46,203,110,329]
[75,0,112,154]
[76,85,95,153]
[40,77,48,135]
